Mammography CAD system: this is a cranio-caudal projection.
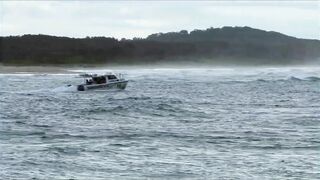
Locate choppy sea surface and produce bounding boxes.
[0,67,319,179]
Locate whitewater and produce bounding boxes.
[0,67,319,179]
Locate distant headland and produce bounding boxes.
[1,26,320,66]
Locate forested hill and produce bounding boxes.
[1,26,320,65]
[147,26,295,43]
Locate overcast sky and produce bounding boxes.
[1,1,319,39]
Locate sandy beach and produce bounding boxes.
[0,65,130,74]
[0,65,77,74]
[0,64,181,74]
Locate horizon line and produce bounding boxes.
[1,26,320,41]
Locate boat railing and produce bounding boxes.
[78,72,126,80]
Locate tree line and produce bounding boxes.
[1,26,319,65]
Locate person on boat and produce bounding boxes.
[86,79,93,85]
[101,76,106,83]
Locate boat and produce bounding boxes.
[76,73,128,91]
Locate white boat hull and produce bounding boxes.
[77,80,128,91]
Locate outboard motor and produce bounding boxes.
[77,85,85,91]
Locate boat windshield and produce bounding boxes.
[91,76,106,84]
[107,75,117,80]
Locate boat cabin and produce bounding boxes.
[85,74,119,85]
[77,73,127,91]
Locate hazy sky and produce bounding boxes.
[1,1,319,39]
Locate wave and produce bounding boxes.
[288,76,302,81]
[216,75,320,84]
[51,85,77,92]
[110,96,152,101]
[0,130,46,136]
[256,78,268,82]
[86,106,126,113]
[286,76,320,82]
[46,146,85,155]
[305,76,320,81]
[41,133,88,140]
[3,85,78,94]
[243,144,320,150]
[251,76,320,83]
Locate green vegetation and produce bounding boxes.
[1,26,319,65]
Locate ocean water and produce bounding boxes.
[0,67,319,179]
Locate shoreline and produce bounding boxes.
[1,64,320,74]
[0,65,73,74]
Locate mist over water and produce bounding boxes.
[1,67,320,179]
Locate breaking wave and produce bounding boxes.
[250,76,320,83]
